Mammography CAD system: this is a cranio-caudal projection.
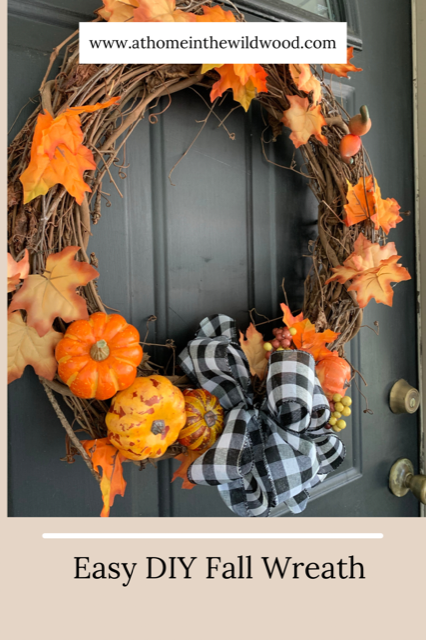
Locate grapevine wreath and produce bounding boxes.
[7,0,411,517]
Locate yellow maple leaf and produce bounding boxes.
[9,246,99,337]
[202,64,268,112]
[290,64,322,105]
[281,95,328,148]
[7,249,30,293]
[97,0,139,22]
[239,323,267,379]
[8,311,63,383]
[134,0,196,21]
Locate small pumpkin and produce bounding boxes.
[178,389,224,452]
[316,354,351,401]
[56,312,142,400]
[339,134,362,164]
[106,375,186,461]
[348,105,372,137]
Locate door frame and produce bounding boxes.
[413,0,425,518]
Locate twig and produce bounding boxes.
[41,379,101,483]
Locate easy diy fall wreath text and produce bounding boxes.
[7,0,411,517]
[74,555,366,584]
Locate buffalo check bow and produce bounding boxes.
[178,315,346,517]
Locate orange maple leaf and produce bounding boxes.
[344,175,403,234]
[289,64,322,105]
[9,246,99,337]
[239,323,267,380]
[7,249,30,293]
[196,5,236,22]
[172,450,200,490]
[280,303,304,327]
[323,47,362,78]
[134,0,196,21]
[83,438,127,517]
[325,234,411,307]
[202,64,268,112]
[97,0,139,22]
[281,95,328,148]
[8,311,63,383]
[20,97,120,205]
[291,318,339,361]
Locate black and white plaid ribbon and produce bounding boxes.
[178,315,346,517]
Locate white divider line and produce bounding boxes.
[43,533,383,540]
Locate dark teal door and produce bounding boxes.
[8,0,420,517]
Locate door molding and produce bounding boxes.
[412,0,425,518]
[236,0,362,49]
[8,0,94,29]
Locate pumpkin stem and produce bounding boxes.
[90,339,110,362]
[360,105,369,123]
[204,411,217,428]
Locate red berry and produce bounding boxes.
[329,401,335,412]
[283,327,291,338]
[325,423,332,430]
[271,339,280,349]
[272,328,280,336]
[282,338,291,348]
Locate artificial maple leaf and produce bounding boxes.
[291,318,339,361]
[202,64,268,112]
[8,311,62,383]
[9,246,99,337]
[325,234,411,307]
[82,438,127,517]
[134,0,196,22]
[290,64,322,105]
[281,302,304,327]
[281,95,328,148]
[344,175,403,234]
[97,0,139,22]
[348,255,411,307]
[196,5,236,22]
[7,249,30,293]
[239,323,267,379]
[20,97,120,205]
[171,450,200,490]
[323,47,362,78]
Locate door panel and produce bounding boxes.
[8,0,419,517]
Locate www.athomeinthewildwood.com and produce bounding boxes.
[79,22,347,64]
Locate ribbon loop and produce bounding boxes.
[178,315,346,517]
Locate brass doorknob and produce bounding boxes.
[389,379,420,414]
[389,458,426,504]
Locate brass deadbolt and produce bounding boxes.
[389,379,420,414]
[389,458,426,504]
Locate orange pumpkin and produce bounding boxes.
[348,105,372,137]
[55,312,142,400]
[316,354,351,400]
[178,389,224,452]
[106,375,186,461]
[339,134,361,163]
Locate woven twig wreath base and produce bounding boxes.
[7,3,376,480]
